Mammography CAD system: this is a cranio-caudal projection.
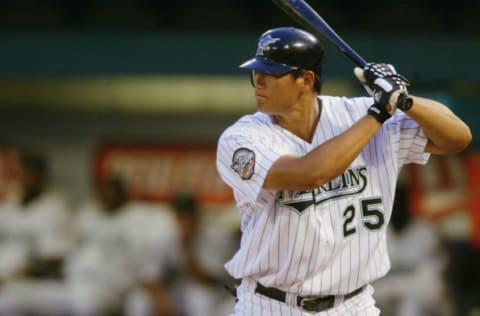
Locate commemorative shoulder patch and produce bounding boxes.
[231,148,255,180]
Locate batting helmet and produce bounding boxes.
[240,27,325,76]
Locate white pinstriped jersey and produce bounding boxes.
[216,96,430,297]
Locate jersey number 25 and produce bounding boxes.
[343,197,385,237]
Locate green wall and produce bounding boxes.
[0,32,478,146]
[0,32,478,80]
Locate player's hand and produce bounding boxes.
[354,63,412,111]
[366,76,403,123]
[367,101,394,123]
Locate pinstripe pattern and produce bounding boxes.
[216,95,429,314]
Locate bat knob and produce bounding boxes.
[397,94,413,111]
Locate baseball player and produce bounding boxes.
[0,148,72,282]
[216,27,471,315]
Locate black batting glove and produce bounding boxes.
[364,63,405,85]
[367,76,404,123]
[368,102,392,123]
[354,63,413,111]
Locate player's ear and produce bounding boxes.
[300,70,316,91]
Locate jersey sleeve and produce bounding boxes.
[216,125,288,205]
[389,112,430,167]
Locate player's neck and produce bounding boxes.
[274,97,321,143]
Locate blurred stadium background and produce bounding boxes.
[0,1,478,315]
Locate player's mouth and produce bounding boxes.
[255,93,268,102]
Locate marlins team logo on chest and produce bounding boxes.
[277,166,369,213]
[256,34,280,56]
[231,148,255,180]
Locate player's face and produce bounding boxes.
[252,70,302,114]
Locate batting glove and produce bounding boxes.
[368,102,392,124]
[354,63,413,111]
[366,76,406,123]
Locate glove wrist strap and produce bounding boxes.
[368,103,391,123]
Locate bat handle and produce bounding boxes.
[397,93,413,111]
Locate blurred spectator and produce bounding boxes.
[0,147,72,283]
[168,192,237,316]
[372,185,451,316]
[0,176,180,316]
[444,240,480,316]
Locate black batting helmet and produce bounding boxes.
[240,27,325,77]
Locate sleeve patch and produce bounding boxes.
[231,148,255,180]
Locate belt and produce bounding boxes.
[254,282,364,313]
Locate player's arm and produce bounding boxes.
[264,114,381,190]
[354,62,472,155]
[404,96,471,155]
[264,69,399,191]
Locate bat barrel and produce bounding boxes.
[273,0,367,67]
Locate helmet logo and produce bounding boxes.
[256,35,281,57]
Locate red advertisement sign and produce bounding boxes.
[94,144,234,204]
[407,151,480,247]
[0,146,19,201]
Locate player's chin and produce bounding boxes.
[256,97,270,111]
[256,103,270,113]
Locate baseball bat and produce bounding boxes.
[272,0,366,67]
[272,0,413,109]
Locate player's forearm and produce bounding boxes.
[406,96,471,154]
[308,115,381,183]
[265,115,380,190]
